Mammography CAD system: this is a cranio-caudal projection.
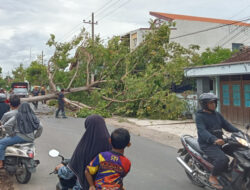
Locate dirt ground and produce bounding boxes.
[0,170,14,190]
[105,117,188,149]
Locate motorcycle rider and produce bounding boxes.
[0,93,10,120]
[0,95,43,168]
[196,93,240,190]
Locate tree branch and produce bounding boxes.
[21,80,107,103]
[47,61,57,92]
[102,96,140,103]
[67,60,80,90]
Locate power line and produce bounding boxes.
[220,26,247,47]
[215,25,242,46]
[170,17,250,40]
[95,0,114,15]
[95,0,122,18]
[215,5,250,46]
[97,0,131,22]
[228,4,250,19]
[57,23,84,42]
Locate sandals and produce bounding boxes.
[209,180,223,190]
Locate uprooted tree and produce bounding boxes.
[20,22,234,119]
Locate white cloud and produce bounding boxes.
[0,0,250,76]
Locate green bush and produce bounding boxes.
[48,99,57,106]
[76,108,111,118]
[137,91,186,120]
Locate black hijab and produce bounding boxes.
[16,102,40,134]
[68,115,111,189]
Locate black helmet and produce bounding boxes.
[0,93,6,102]
[199,93,218,110]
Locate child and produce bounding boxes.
[85,128,131,190]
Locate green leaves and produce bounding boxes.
[10,22,234,120]
[196,47,234,66]
[26,61,48,86]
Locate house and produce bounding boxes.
[184,47,250,125]
[121,28,152,51]
[123,12,250,52]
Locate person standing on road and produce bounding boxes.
[40,87,46,104]
[0,94,10,120]
[55,89,67,118]
[55,115,112,190]
[32,86,39,109]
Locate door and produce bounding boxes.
[220,81,243,125]
[243,82,250,125]
[220,82,230,120]
[231,82,243,125]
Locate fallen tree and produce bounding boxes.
[18,23,201,119]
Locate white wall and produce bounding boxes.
[128,20,250,52]
[130,29,150,50]
[170,19,250,52]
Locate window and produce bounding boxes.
[244,84,250,107]
[222,84,230,105]
[232,43,243,51]
[133,38,137,47]
[232,84,241,106]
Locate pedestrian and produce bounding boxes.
[55,88,67,118]
[55,115,112,190]
[0,93,10,120]
[40,86,46,104]
[32,86,39,109]
[85,128,131,190]
[0,97,43,168]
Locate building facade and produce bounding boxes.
[185,48,250,125]
[124,12,250,52]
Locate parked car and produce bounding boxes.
[10,82,29,98]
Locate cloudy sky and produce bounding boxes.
[0,0,250,76]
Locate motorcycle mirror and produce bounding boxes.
[49,149,60,158]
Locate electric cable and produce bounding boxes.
[170,17,250,40]
[97,0,132,22]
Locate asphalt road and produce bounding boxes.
[14,115,202,190]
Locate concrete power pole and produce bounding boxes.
[83,12,98,43]
[41,51,44,65]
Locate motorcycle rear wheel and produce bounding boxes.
[184,154,205,188]
[15,163,31,184]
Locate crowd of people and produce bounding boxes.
[0,88,132,190]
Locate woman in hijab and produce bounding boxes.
[0,102,43,168]
[56,114,111,190]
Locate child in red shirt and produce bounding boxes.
[85,128,131,190]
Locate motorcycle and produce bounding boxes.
[177,124,250,190]
[49,149,76,190]
[0,128,40,184]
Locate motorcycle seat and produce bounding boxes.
[12,143,34,148]
[185,137,205,155]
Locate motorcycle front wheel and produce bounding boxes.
[15,162,31,184]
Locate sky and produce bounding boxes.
[0,0,250,76]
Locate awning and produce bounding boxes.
[185,61,250,77]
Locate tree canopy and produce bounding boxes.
[8,22,236,119]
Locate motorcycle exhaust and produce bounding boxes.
[176,157,194,174]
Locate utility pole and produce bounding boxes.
[41,51,44,65]
[83,12,98,43]
[30,48,32,62]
